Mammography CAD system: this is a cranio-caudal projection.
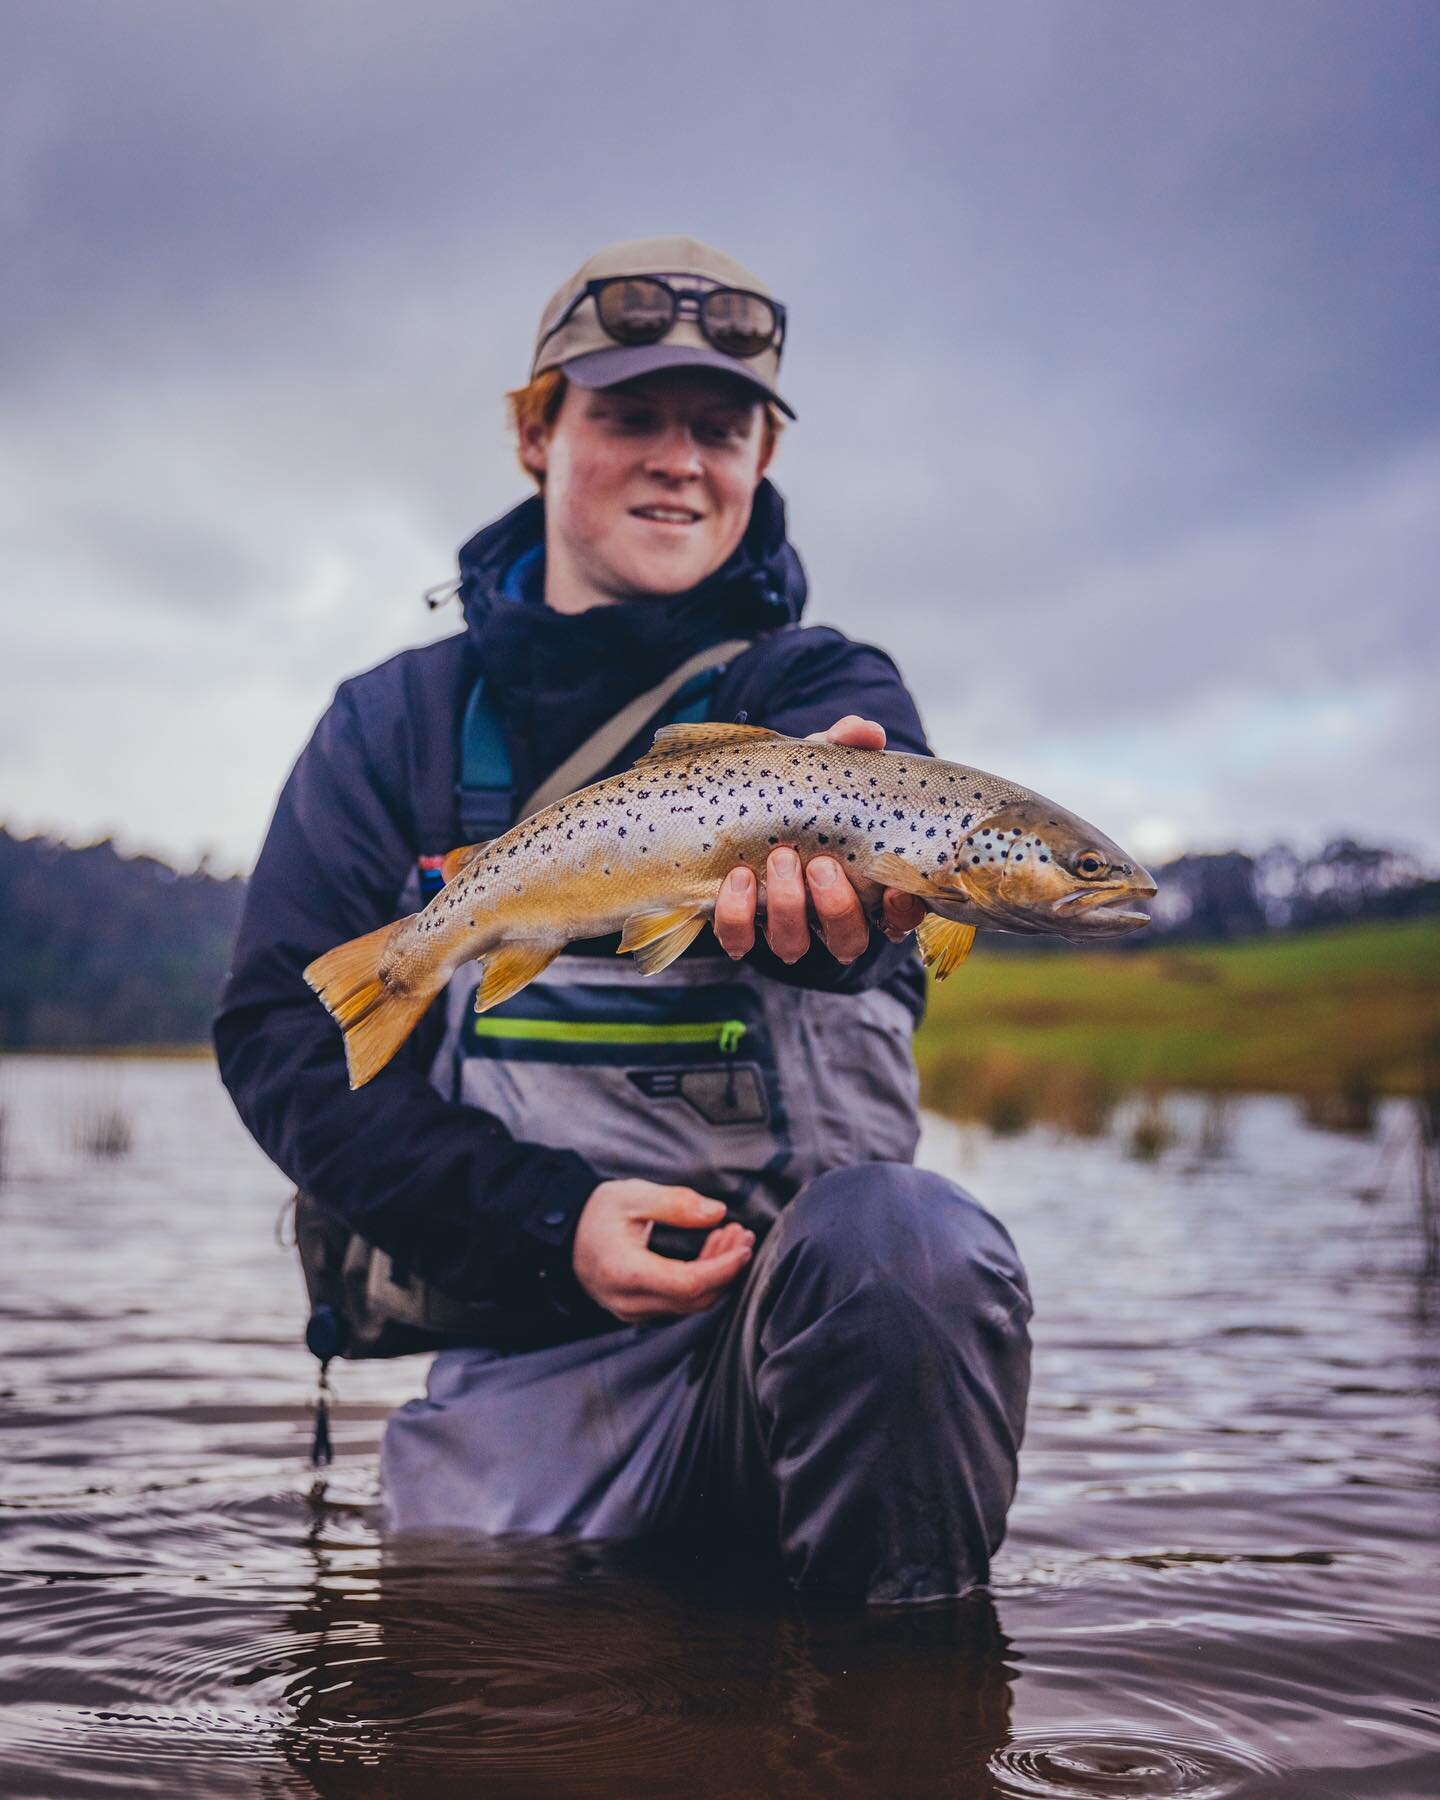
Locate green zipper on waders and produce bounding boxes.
[469,1016,751,1102]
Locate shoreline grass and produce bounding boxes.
[916,918,1440,1123]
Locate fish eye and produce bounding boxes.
[1074,850,1109,879]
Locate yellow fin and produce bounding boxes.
[618,906,707,975]
[304,920,439,1089]
[864,849,950,901]
[476,941,562,1012]
[636,721,784,765]
[917,914,977,979]
[440,842,486,884]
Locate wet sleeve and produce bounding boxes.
[746,630,932,997]
[212,679,599,1316]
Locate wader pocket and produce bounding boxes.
[445,977,793,1223]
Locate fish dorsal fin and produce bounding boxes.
[635,722,785,766]
[917,914,977,979]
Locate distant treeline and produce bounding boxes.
[1,826,1437,1049]
[0,828,246,1048]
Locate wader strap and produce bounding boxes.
[518,638,753,820]
[455,676,518,843]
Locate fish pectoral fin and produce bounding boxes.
[917,914,977,979]
[619,906,708,975]
[440,842,487,884]
[635,721,785,766]
[475,941,561,1012]
[863,849,950,901]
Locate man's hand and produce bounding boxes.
[712,714,927,964]
[573,1179,755,1324]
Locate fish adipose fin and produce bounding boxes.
[917,914,977,979]
[863,849,951,902]
[440,842,487,884]
[636,721,784,765]
[618,906,708,975]
[304,921,439,1090]
[476,942,562,1012]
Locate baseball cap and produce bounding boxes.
[530,234,795,419]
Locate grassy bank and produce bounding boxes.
[915,918,1440,1129]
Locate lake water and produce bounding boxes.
[1,1054,1436,1797]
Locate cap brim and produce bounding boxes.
[561,343,796,419]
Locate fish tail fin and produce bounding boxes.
[303,921,439,1089]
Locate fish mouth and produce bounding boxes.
[1054,882,1157,935]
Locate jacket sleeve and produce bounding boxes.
[740,627,933,997]
[213,676,599,1311]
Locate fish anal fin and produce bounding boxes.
[864,849,949,901]
[619,906,708,975]
[476,941,562,1012]
[304,920,439,1089]
[440,842,487,884]
[917,914,977,979]
[636,721,784,766]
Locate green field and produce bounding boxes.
[915,918,1440,1129]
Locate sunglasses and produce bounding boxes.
[541,276,787,362]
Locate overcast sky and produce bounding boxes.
[3,0,1436,872]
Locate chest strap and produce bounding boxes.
[455,636,751,839]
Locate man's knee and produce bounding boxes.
[776,1162,1031,1328]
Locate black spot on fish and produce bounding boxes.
[936,852,949,864]
[847,852,857,861]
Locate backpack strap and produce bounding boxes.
[519,637,752,819]
[427,636,754,911]
[456,675,517,842]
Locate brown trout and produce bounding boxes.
[306,721,1156,1088]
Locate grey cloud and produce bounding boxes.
[1,0,1437,865]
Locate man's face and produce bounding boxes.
[522,371,772,608]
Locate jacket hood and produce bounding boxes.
[453,478,808,637]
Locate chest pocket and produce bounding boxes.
[433,962,794,1229]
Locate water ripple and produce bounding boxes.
[991,1730,1283,1798]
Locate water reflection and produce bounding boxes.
[1,1058,1438,1797]
[276,1501,1016,1795]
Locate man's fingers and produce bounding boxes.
[882,888,927,941]
[622,1241,753,1315]
[763,846,811,963]
[712,865,756,959]
[698,1221,753,1261]
[641,1188,727,1230]
[806,714,886,751]
[806,856,869,964]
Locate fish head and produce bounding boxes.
[929,799,1157,938]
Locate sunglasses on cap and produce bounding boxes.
[541,276,787,362]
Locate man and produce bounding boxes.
[216,236,1032,1603]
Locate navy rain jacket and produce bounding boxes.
[214,482,931,1316]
